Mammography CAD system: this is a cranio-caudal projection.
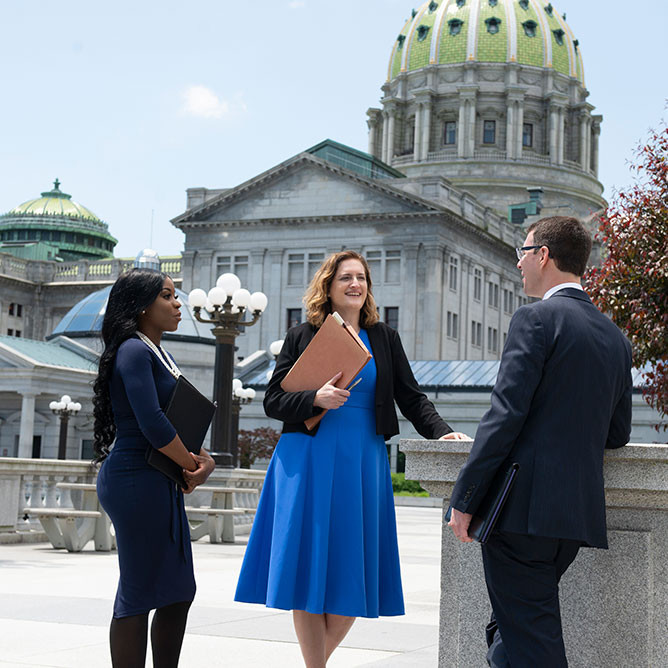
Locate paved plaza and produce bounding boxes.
[0,506,445,668]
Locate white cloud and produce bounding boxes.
[288,1,305,8]
[182,85,230,119]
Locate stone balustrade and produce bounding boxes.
[0,457,264,542]
[401,440,668,668]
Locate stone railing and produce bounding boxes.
[0,457,264,539]
[400,440,668,668]
[46,257,182,284]
[0,253,29,280]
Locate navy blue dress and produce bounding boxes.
[235,329,404,618]
[96,337,196,618]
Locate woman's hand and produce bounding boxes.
[440,432,471,441]
[182,450,215,493]
[314,371,350,410]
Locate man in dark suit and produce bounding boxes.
[448,216,632,667]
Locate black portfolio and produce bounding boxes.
[145,376,216,488]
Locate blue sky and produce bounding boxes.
[1,0,665,257]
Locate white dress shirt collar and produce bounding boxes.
[542,282,584,300]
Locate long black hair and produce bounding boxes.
[92,268,167,461]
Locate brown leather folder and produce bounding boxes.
[280,312,372,430]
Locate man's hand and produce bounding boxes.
[182,450,215,493]
[440,432,471,441]
[448,507,474,543]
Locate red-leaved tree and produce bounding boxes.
[238,427,280,469]
[585,119,668,428]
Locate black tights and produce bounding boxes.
[110,600,192,668]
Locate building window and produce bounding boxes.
[483,120,496,145]
[81,439,95,460]
[519,0,529,9]
[522,123,533,147]
[7,328,13,336]
[216,254,249,285]
[449,257,458,292]
[503,332,508,347]
[366,250,382,279]
[385,250,401,283]
[552,28,565,46]
[287,253,304,286]
[522,19,537,37]
[448,18,464,36]
[488,281,499,308]
[417,25,430,42]
[286,308,302,331]
[15,330,21,337]
[471,320,482,347]
[384,307,399,330]
[307,253,325,283]
[447,312,459,340]
[503,288,514,314]
[485,17,502,35]
[487,327,499,353]
[473,269,482,302]
[444,121,457,145]
[8,303,14,316]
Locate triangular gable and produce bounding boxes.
[172,153,442,226]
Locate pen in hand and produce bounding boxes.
[346,377,362,391]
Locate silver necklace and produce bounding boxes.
[136,331,182,379]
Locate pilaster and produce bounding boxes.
[18,393,36,459]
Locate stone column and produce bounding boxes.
[247,249,266,352]
[381,110,389,163]
[591,116,602,177]
[467,99,476,157]
[557,107,565,165]
[459,257,471,359]
[421,244,444,359]
[401,243,420,358]
[387,109,396,163]
[457,101,467,158]
[549,105,559,164]
[413,104,423,162]
[401,440,668,668]
[18,393,36,459]
[266,249,284,339]
[180,250,196,293]
[421,98,432,161]
[505,102,515,159]
[366,109,381,158]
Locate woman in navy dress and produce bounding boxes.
[235,251,467,667]
[93,269,214,668]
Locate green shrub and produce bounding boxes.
[391,472,427,495]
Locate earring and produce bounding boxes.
[141,310,146,315]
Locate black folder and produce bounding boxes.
[145,376,216,488]
[446,463,520,544]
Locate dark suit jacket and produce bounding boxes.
[450,288,632,548]
[264,320,452,441]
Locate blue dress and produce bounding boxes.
[235,329,404,618]
[96,337,196,618]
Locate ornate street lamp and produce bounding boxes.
[49,395,81,460]
[266,339,284,381]
[188,273,267,468]
[231,378,256,467]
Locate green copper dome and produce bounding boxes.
[9,178,102,222]
[388,0,584,84]
[0,179,117,261]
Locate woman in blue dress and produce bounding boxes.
[235,251,467,667]
[93,269,214,668]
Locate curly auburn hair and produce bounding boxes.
[303,251,380,328]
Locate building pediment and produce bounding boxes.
[171,153,442,228]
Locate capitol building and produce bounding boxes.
[0,1,658,459]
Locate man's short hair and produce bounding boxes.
[527,216,592,276]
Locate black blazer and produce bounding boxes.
[264,320,452,441]
[450,289,632,549]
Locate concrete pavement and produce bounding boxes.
[0,506,443,667]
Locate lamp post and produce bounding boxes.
[231,379,256,468]
[266,339,284,381]
[49,395,81,460]
[188,273,267,468]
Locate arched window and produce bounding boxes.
[448,18,464,36]
[552,29,565,45]
[417,25,430,42]
[544,3,553,16]
[485,17,502,34]
[397,34,406,49]
[429,1,439,13]
[522,20,537,37]
[519,0,529,9]
[456,0,466,8]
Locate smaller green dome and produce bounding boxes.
[9,179,102,223]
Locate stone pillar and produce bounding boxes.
[402,440,668,668]
[381,111,389,163]
[549,105,559,164]
[413,104,422,162]
[18,393,36,459]
[401,243,420,358]
[557,107,565,165]
[180,249,196,293]
[505,102,515,159]
[457,101,467,158]
[387,109,396,163]
[366,109,381,158]
[591,117,602,177]
[421,99,432,161]
[266,249,284,339]
[420,244,444,358]
[248,248,266,352]
[467,99,476,157]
